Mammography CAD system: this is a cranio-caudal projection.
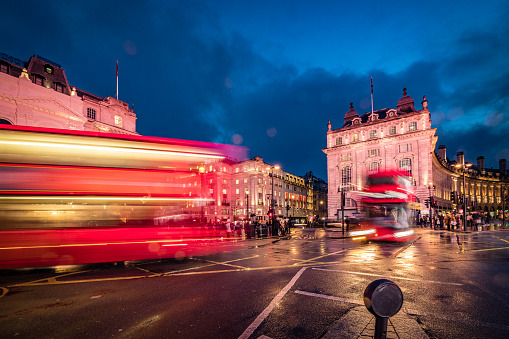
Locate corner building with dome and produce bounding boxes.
[323,88,509,221]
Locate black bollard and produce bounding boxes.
[364,279,403,339]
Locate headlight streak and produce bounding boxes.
[394,229,414,238]
[349,229,376,237]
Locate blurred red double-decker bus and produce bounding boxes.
[350,170,417,242]
[0,125,245,269]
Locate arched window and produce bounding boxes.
[0,119,13,125]
[368,162,379,174]
[399,158,412,175]
[341,166,352,191]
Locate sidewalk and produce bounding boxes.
[323,306,428,339]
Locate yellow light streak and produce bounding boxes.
[0,140,225,159]
[0,196,213,202]
[352,236,366,241]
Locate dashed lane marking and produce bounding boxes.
[312,267,463,286]
[295,290,361,305]
[293,248,349,265]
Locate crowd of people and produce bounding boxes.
[202,218,292,239]
[417,212,498,230]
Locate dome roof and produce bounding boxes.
[344,102,359,122]
[397,88,416,113]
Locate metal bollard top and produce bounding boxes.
[363,279,403,318]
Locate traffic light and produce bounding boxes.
[425,199,430,208]
[459,195,464,204]
[431,197,437,208]
[450,191,455,202]
[267,208,273,219]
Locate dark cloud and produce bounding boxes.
[2,0,508,181]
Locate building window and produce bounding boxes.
[369,130,377,139]
[114,115,123,127]
[244,178,248,183]
[55,83,65,93]
[398,144,412,152]
[336,137,342,145]
[87,108,96,120]
[389,126,396,135]
[368,149,380,157]
[0,63,8,74]
[341,166,352,191]
[369,162,379,174]
[352,133,358,142]
[341,154,351,161]
[409,122,417,131]
[399,158,412,175]
[34,75,44,86]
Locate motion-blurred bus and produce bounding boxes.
[0,125,244,269]
[350,170,416,242]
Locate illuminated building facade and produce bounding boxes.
[201,156,315,223]
[0,53,136,134]
[324,88,509,219]
[303,171,328,222]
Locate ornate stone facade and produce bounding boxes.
[324,88,509,219]
[0,53,136,134]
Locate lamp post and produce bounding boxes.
[199,166,205,224]
[455,161,472,231]
[266,165,280,229]
[428,182,435,229]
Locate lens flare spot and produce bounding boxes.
[148,242,160,253]
[359,98,371,109]
[267,127,277,138]
[225,77,233,88]
[231,134,243,145]
[123,40,137,55]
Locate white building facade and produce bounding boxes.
[0,53,136,134]
[324,88,509,220]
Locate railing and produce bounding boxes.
[0,52,25,67]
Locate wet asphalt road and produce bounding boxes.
[1,227,508,338]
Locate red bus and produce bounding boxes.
[0,125,244,269]
[350,170,417,242]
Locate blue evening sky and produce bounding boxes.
[2,0,509,180]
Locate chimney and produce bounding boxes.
[438,145,446,161]
[500,159,507,175]
[456,152,464,165]
[477,156,484,171]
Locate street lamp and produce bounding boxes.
[428,182,435,228]
[455,161,472,231]
[266,165,280,230]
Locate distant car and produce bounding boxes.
[290,221,305,228]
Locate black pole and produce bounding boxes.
[374,317,389,339]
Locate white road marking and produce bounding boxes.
[238,267,307,339]
[295,290,362,305]
[312,267,463,286]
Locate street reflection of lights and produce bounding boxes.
[394,230,414,238]
[349,229,375,237]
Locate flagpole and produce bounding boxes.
[116,60,119,100]
[371,76,373,115]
